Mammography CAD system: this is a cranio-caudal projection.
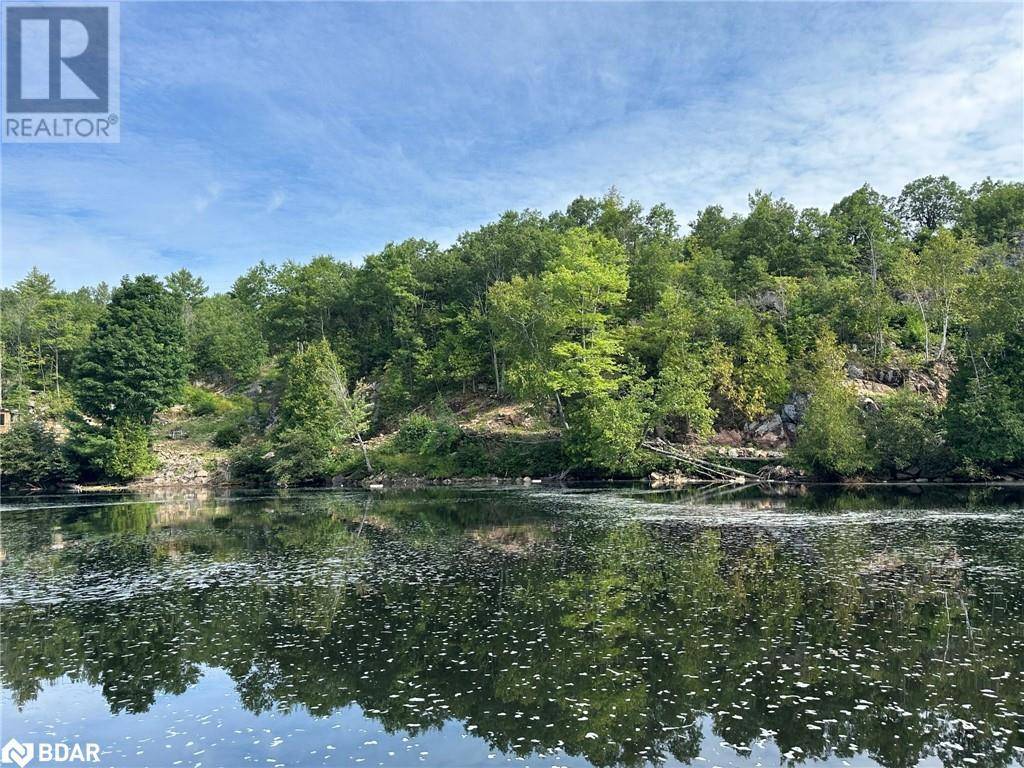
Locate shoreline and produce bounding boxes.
[37,475,1024,495]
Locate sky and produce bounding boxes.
[2,1,1022,291]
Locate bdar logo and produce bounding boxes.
[1,739,33,768]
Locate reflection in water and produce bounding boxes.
[1,486,1022,767]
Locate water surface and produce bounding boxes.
[2,485,1022,767]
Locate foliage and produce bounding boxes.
[74,275,187,425]
[0,421,71,489]
[7,173,1024,482]
[790,335,870,477]
[270,340,371,483]
[945,331,1024,471]
[181,384,234,416]
[191,295,267,385]
[866,390,953,479]
[65,419,158,482]
[395,410,463,456]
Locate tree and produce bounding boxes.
[866,390,952,479]
[274,340,371,483]
[895,175,967,236]
[165,268,208,308]
[898,229,977,360]
[74,275,187,424]
[830,185,901,359]
[191,295,267,385]
[0,420,71,488]
[791,334,869,477]
[944,331,1024,472]
[323,354,374,473]
[964,179,1024,259]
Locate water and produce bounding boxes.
[1,485,1022,768]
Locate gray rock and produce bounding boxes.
[754,414,783,436]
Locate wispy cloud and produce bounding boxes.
[2,2,1021,289]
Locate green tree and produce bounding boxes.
[866,390,952,479]
[944,331,1024,472]
[65,419,158,482]
[0,420,71,489]
[898,229,978,360]
[791,334,869,477]
[74,275,186,425]
[895,175,967,237]
[191,295,267,385]
[273,340,360,483]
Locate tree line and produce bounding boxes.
[2,175,1022,486]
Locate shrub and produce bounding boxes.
[66,419,157,482]
[0,421,72,489]
[394,411,462,455]
[228,440,273,485]
[212,421,248,448]
[866,390,953,479]
[270,429,350,485]
[182,385,233,416]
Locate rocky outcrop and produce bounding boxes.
[130,439,231,489]
[743,394,807,447]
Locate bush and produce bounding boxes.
[0,421,72,489]
[270,428,350,485]
[866,390,953,479]
[394,411,463,455]
[212,421,248,448]
[182,385,233,416]
[66,419,158,482]
[210,403,255,448]
[228,440,273,485]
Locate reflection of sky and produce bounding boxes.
[2,670,888,768]
[2,2,1021,290]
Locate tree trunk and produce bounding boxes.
[355,433,372,473]
[553,392,569,430]
[914,293,930,361]
[491,341,502,395]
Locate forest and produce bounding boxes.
[1,174,1022,488]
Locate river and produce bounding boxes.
[1,485,1022,767]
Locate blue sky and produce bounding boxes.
[2,1,1022,290]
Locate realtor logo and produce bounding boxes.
[3,2,120,142]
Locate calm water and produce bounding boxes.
[1,485,1022,768]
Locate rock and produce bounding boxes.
[711,429,744,447]
[754,414,784,437]
[846,363,865,380]
[876,368,905,387]
[781,404,799,423]
[650,470,698,488]
[759,464,807,482]
[861,397,881,413]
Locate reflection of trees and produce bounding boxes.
[1,495,1022,768]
